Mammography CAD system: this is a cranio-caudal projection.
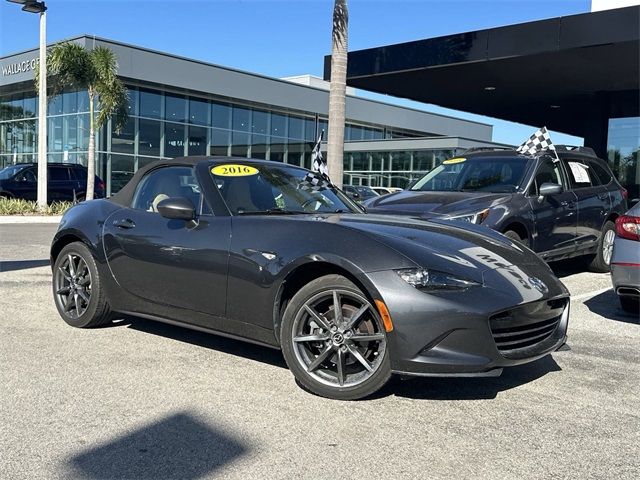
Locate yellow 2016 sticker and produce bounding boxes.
[443,157,466,165]
[211,164,259,177]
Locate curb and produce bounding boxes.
[0,216,62,224]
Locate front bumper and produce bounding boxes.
[360,266,569,377]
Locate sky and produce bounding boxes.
[0,0,593,145]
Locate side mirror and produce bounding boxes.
[538,182,562,202]
[157,197,196,221]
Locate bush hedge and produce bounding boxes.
[0,198,73,216]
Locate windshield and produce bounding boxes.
[410,156,531,193]
[0,164,27,180]
[210,162,360,215]
[354,186,379,198]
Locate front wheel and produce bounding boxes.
[280,275,391,400]
[589,220,616,273]
[52,242,112,328]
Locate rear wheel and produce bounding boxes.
[280,275,391,400]
[52,242,112,328]
[589,221,616,273]
[503,229,529,248]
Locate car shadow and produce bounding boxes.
[378,354,562,401]
[113,315,288,369]
[584,290,639,325]
[68,411,248,479]
[549,257,590,278]
[0,259,50,272]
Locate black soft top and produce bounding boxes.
[108,156,307,206]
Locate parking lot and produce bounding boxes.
[1,223,638,479]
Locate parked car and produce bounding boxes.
[371,186,403,196]
[0,163,105,202]
[50,157,570,400]
[343,184,379,203]
[364,147,628,272]
[611,202,640,313]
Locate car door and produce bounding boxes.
[102,165,231,324]
[527,157,578,255]
[47,165,71,202]
[561,157,609,248]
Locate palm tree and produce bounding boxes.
[36,42,128,200]
[327,0,348,188]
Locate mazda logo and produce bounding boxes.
[529,277,549,294]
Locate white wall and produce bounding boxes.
[591,0,639,11]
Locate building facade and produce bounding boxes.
[0,36,499,195]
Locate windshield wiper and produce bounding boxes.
[237,207,308,215]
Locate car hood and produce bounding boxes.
[365,190,513,217]
[300,213,547,283]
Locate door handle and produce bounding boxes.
[113,218,136,229]
[597,193,609,201]
[560,201,576,209]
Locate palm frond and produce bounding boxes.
[35,42,94,99]
[95,77,129,131]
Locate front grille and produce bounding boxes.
[489,298,567,358]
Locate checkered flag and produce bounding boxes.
[516,126,557,157]
[311,130,328,178]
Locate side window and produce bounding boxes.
[48,166,70,181]
[588,160,612,185]
[15,168,36,183]
[562,159,595,189]
[132,166,204,213]
[72,168,88,181]
[530,159,563,195]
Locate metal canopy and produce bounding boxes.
[325,6,640,138]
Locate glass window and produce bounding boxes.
[287,141,304,166]
[271,113,287,137]
[288,115,304,140]
[137,156,158,170]
[77,90,89,113]
[588,160,612,185]
[318,118,328,137]
[138,118,161,157]
[112,118,135,154]
[139,89,162,119]
[63,116,78,153]
[165,123,185,158]
[110,154,135,193]
[530,158,565,195]
[211,128,230,156]
[62,90,78,114]
[23,97,37,118]
[304,117,316,141]
[232,105,250,132]
[212,102,231,129]
[125,88,138,116]
[49,94,63,116]
[607,117,639,199]
[352,152,369,171]
[132,166,199,212]
[251,134,268,159]
[252,109,269,135]
[231,131,249,157]
[390,152,411,171]
[49,116,63,151]
[270,138,286,162]
[187,126,207,156]
[48,166,70,181]
[189,98,209,125]
[562,158,595,189]
[371,152,385,171]
[165,94,186,123]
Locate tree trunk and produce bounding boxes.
[86,90,95,201]
[327,0,348,189]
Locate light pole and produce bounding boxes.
[7,0,47,210]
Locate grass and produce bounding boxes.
[0,197,74,216]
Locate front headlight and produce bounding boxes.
[448,208,490,224]
[395,268,481,291]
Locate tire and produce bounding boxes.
[620,296,639,315]
[280,274,391,400]
[588,220,616,273]
[504,229,529,248]
[52,241,112,328]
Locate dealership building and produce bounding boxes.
[1,4,638,196]
[0,36,502,195]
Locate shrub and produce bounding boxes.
[0,198,73,216]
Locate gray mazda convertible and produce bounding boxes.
[51,157,570,400]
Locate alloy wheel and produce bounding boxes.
[291,289,386,388]
[54,253,92,319]
[602,229,616,266]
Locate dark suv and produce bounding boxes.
[364,146,628,272]
[0,163,105,202]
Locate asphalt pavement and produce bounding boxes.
[1,224,638,479]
